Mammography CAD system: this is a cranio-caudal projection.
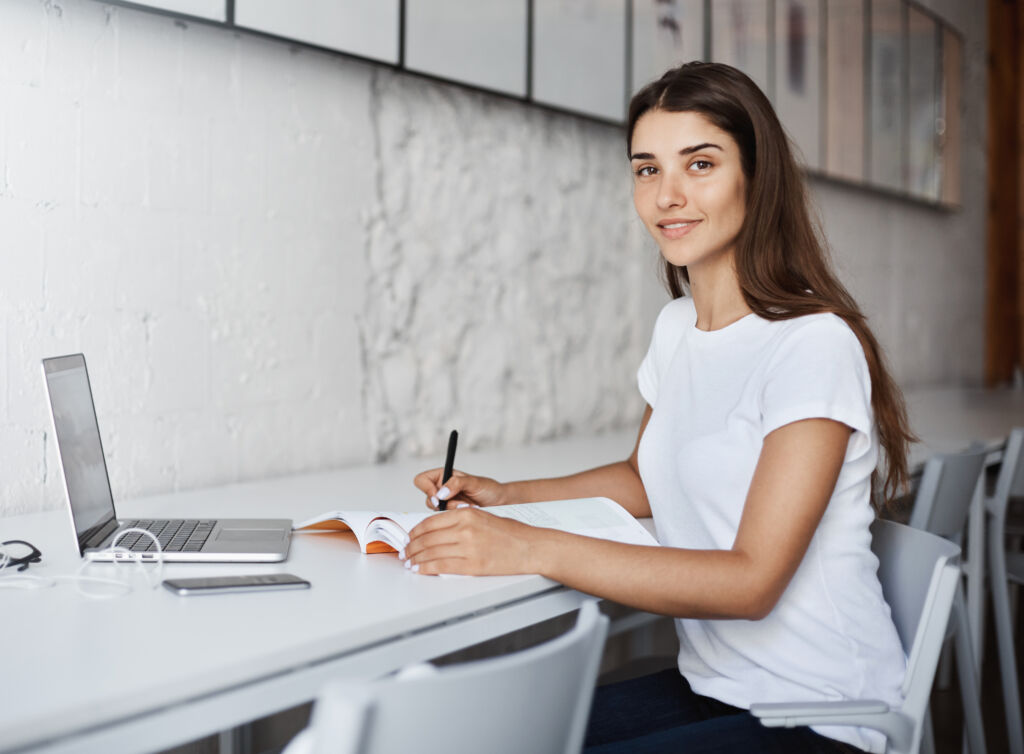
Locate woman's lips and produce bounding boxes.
[658,219,701,240]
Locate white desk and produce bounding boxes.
[3,388,1021,754]
[0,433,639,754]
[905,386,1024,470]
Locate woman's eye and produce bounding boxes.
[634,165,657,178]
[690,160,713,171]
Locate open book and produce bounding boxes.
[293,497,658,554]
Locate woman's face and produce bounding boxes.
[630,109,747,274]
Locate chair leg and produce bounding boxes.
[967,489,987,670]
[1011,580,1020,629]
[921,707,937,754]
[937,636,955,690]
[989,522,1024,754]
[1008,534,1021,626]
[953,585,988,754]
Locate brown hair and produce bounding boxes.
[628,62,915,506]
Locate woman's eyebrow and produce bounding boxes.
[629,142,724,161]
[679,142,723,156]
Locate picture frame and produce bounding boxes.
[234,0,400,64]
[125,0,225,21]
[532,0,628,121]
[868,0,906,192]
[939,26,963,206]
[774,0,824,170]
[906,5,941,200]
[631,0,706,94]
[709,0,772,100]
[825,0,867,182]
[404,0,528,97]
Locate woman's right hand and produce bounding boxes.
[412,468,510,510]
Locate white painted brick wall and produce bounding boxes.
[0,0,987,518]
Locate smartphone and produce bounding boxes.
[162,573,311,596]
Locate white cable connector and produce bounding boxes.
[0,528,165,599]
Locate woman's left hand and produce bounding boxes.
[403,507,541,576]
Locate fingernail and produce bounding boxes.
[457,503,471,509]
[398,549,406,560]
[411,564,420,573]
[430,496,439,508]
[404,559,411,569]
[437,486,451,500]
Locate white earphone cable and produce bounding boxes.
[0,528,165,598]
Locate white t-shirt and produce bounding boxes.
[636,296,905,754]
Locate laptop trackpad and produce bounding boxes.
[216,529,285,542]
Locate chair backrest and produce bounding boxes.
[990,428,1024,520]
[908,448,987,539]
[306,601,609,754]
[870,519,961,733]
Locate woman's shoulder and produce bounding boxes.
[650,296,697,337]
[770,310,859,345]
[658,295,697,319]
[763,311,868,374]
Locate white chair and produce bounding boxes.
[986,428,1024,754]
[751,520,971,754]
[284,600,609,754]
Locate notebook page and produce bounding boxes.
[366,511,434,550]
[488,497,658,547]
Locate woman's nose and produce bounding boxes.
[657,174,686,210]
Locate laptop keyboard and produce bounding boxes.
[116,520,216,553]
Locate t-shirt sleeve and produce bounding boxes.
[759,316,874,441]
[637,298,689,407]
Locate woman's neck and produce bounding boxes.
[688,254,751,331]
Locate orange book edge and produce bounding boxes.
[296,519,399,554]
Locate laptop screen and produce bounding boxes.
[43,354,117,547]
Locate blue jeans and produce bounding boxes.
[584,669,865,753]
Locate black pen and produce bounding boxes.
[438,430,458,511]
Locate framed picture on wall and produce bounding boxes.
[405,0,528,97]
[868,0,905,192]
[906,5,940,200]
[939,26,963,206]
[631,0,705,94]
[235,0,400,64]
[532,0,627,121]
[709,0,771,99]
[108,0,966,208]
[773,0,823,169]
[128,0,225,21]
[825,0,866,182]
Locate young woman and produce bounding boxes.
[403,62,915,753]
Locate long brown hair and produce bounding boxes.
[628,62,915,507]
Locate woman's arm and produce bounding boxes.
[413,406,653,517]
[404,417,851,620]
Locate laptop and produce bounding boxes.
[42,354,292,562]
